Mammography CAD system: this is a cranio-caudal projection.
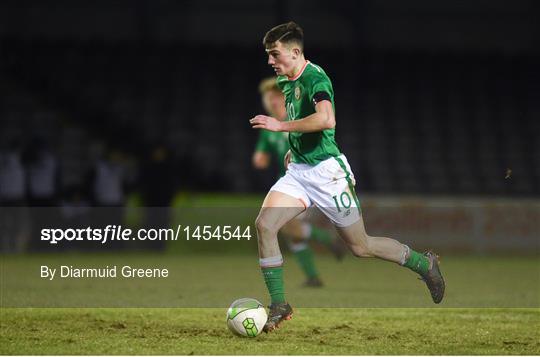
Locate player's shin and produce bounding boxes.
[257,217,286,304]
[259,255,286,304]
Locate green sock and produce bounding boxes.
[293,246,319,279]
[403,249,430,275]
[309,226,333,246]
[261,266,286,304]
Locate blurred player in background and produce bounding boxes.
[250,22,445,332]
[253,77,345,288]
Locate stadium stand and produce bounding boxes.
[2,40,538,195]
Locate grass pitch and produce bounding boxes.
[2,253,538,308]
[1,253,539,354]
[1,307,539,355]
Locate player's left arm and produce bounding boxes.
[250,100,335,133]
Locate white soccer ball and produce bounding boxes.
[226,298,267,337]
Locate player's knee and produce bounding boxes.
[349,232,373,257]
[255,214,279,237]
[350,244,371,258]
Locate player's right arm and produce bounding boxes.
[251,70,335,133]
[250,100,334,133]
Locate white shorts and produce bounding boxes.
[270,154,361,227]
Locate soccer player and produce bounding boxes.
[250,22,445,332]
[253,77,345,287]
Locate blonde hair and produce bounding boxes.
[258,77,280,94]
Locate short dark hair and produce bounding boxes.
[263,21,304,52]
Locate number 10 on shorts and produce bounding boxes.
[332,191,352,213]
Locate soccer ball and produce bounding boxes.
[226,298,267,337]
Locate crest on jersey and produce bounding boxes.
[294,86,301,100]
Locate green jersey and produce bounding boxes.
[277,61,341,165]
[255,130,290,177]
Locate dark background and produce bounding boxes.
[1,0,539,206]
